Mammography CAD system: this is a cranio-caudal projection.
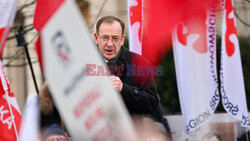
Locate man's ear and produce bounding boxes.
[94,33,99,44]
[120,35,126,46]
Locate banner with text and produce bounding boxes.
[220,0,250,128]
[172,6,219,133]
[42,1,137,140]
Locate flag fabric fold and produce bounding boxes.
[220,0,250,128]
[19,96,40,141]
[172,6,219,133]
[0,60,22,140]
[0,0,19,57]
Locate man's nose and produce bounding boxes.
[106,39,113,46]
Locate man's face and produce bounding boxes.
[94,21,125,61]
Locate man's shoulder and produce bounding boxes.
[121,47,150,65]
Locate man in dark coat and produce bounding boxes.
[93,15,159,114]
[93,15,171,139]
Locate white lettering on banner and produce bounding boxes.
[0,105,13,129]
[0,105,9,120]
[3,116,14,129]
[187,109,211,132]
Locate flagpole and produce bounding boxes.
[15,26,39,94]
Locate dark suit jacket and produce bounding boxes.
[107,46,159,114]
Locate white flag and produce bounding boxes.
[19,96,40,141]
[220,0,250,128]
[127,0,143,55]
[172,6,219,133]
[0,0,18,57]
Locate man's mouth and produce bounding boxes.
[105,49,113,55]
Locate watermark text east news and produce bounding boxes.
[86,64,163,76]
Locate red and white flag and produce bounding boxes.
[127,0,143,55]
[0,0,18,57]
[33,0,65,71]
[220,0,250,128]
[172,6,219,133]
[0,60,22,140]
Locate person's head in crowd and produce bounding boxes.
[39,82,68,139]
[42,124,69,141]
[132,116,171,141]
[39,82,54,115]
[94,15,126,61]
[202,132,222,141]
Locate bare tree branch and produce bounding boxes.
[17,0,36,14]
[89,0,109,33]
[3,49,26,66]
[244,0,250,4]
[235,11,250,27]
[11,24,33,30]
[28,32,39,44]
[3,60,38,67]
[7,26,35,40]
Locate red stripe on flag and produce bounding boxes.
[35,36,43,71]
[33,0,65,32]
[0,27,11,57]
[129,0,142,43]
[225,0,237,57]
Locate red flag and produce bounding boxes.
[0,61,22,140]
[33,0,65,32]
[142,0,219,65]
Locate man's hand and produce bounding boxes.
[110,76,123,92]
